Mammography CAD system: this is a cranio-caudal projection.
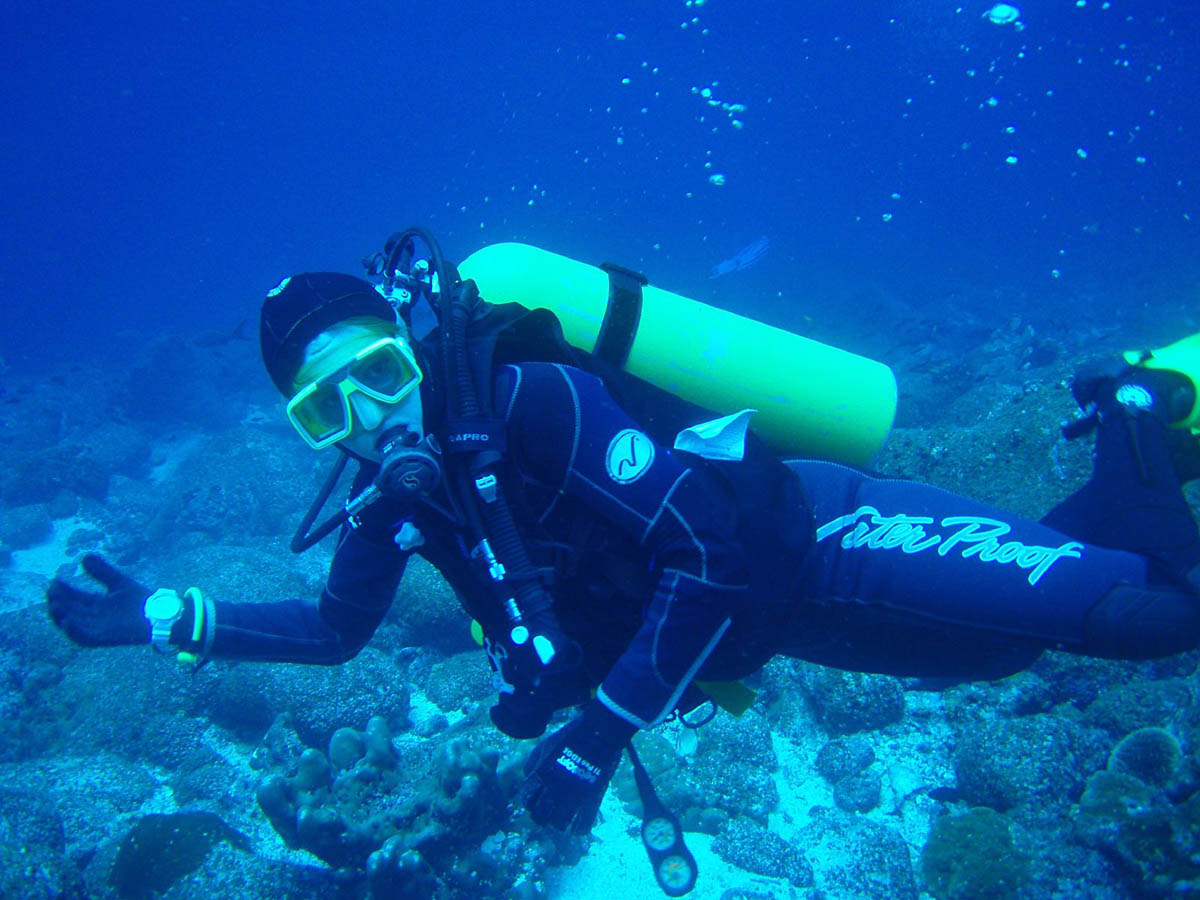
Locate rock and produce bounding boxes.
[921,808,1029,900]
[803,669,905,735]
[798,808,917,900]
[815,735,876,782]
[712,818,813,888]
[833,768,882,813]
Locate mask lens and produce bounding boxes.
[289,382,351,446]
[349,341,421,400]
[287,338,421,450]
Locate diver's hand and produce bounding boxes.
[490,685,555,740]
[520,701,635,834]
[46,553,152,646]
[485,614,586,739]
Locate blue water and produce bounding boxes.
[6,6,1200,898]
[3,0,1196,366]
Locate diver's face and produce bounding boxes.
[338,387,424,462]
[293,323,425,463]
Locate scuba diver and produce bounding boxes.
[46,228,1200,896]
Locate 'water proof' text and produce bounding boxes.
[816,506,1083,586]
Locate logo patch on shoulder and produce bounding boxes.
[606,429,655,484]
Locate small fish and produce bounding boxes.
[710,235,769,279]
[927,786,962,803]
[194,317,252,348]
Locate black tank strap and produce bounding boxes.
[595,262,647,369]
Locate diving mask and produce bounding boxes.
[286,336,422,449]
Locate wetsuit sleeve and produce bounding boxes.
[201,518,408,664]
[500,363,751,729]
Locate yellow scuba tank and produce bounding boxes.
[1125,333,1200,431]
[458,242,897,465]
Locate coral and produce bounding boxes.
[1029,654,1130,710]
[169,746,241,808]
[1073,769,1200,896]
[27,639,211,768]
[689,710,780,824]
[0,786,78,900]
[1107,727,1182,789]
[395,557,478,655]
[815,734,882,813]
[2,422,151,505]
[0,834,75,900]
[0,503,51,551]
[144,429,319,551]
[202,641,411,747]
[255,714,540,899]
[367,836,438,900]
[877,370,1089,519]
[329,726,367,770]
[921,808,1029,900]
[952,714,1087,819]
[424,649,496,712]
[108,811,250,899]
[1083,679,1192,737]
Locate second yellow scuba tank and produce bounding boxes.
[1125,333,1200,431]
[459,242,897,466]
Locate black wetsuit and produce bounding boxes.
[200,361,1200,729]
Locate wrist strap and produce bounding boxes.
[176,587,206,667]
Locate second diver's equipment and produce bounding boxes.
[1063,337,1200,487]
[1122,332,1200,431]
[1066,334,1200,443]
[458,242,897,466]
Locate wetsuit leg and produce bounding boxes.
[777,599,1044,681]
[784,458,1200,673]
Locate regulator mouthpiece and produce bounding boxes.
[376,426,441,501]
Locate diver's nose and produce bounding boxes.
[349,393,387,433]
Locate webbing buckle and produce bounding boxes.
[475,473,498,503]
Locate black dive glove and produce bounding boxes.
[486,614,587,739]
[520,700,637,834]
[491,678,555,740]
[46,553,152,647]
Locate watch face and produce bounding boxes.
[146,590,183,620]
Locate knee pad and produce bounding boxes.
[1083,582,1200,659]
